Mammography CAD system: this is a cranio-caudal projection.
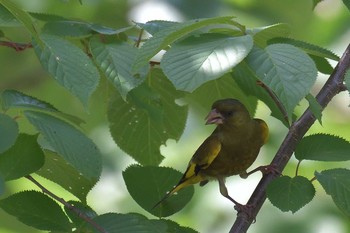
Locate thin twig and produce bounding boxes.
[135,28,144,48]
[0,40,32,51]
[230,43,350,233]
[25,175,108,233]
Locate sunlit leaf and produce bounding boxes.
[136,20,179,35]
[132,16,242,72]
[246,44,317,121]
[248,23,290,47]
[161,34,253,92]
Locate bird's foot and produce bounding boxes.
[240,164,280,179]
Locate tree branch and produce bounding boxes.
[25,175,108,233]
[230,43,350,233]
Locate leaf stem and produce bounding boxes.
[25,175,107,233]
[295,160,302,177]
[256,80,290,127]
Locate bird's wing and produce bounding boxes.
[167,136,222,193]
[153,136,221,208]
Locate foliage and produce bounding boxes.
[0,1,349,233]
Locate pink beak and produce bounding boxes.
[205,108,224,125]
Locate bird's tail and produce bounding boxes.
[152,170,203,209]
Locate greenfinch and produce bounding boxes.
[154,98,269,208]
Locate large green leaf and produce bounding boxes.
[1,90,84,125]
[123,165,194,218]
[108,69,187,166]
[315,169,350,217]
[295,134,350,161]
[267,176,315,213]
[33,34,100,107]
[0,134,44,181]
[132,16,242,72]
[24,110,102,180]
[0,191,71,231]
[232,62,287,125]
[246,44,317,121]
[248,23,290,48]
[161,34,253,92]
[0,113,18,153]
[36,150,96,202]
[90,38,148,100]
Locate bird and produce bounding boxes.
[153,98,269,209]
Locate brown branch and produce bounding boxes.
[0,40,32,51]
[230,43,350,233]
[25,175,108,233]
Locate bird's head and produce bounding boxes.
[205,99,251,126]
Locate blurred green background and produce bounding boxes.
[0,0,349,232]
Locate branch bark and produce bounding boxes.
[230,43,350,233]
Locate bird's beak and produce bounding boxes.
[205,108,224,125]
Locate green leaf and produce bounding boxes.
[84,213,156,233]
[248,23,290,48]
[33,34,100,107]
[136,20,179,35]
[232,62,288,125]
[42,21,132,37]
[29,12,67,21]
[0,134,44,181]
[187,74,258,116]
[1,90,85,125]
[150,219,198,233]
[161,33,253,92]
[132,16,242,72]
[246,44,317,121]
[305,94,323,125]
[64,201,97,227]
[315,168,350,217]
[0,0,43,47]
[36,150,96,202]
[309,54,334,75]
[0,190,71,231]
[295,134,350,161]
[108,69,187,166]
[268,37,339,61]
[0,4,20,27]
[24,110,102,180]
[267,176,315,213]
[123,165,194,218]
[0,175,4,195]
[342,0,350,11]
[0,113,18,153]
[90,38,148,100]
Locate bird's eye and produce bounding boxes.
[226,111,234,117]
